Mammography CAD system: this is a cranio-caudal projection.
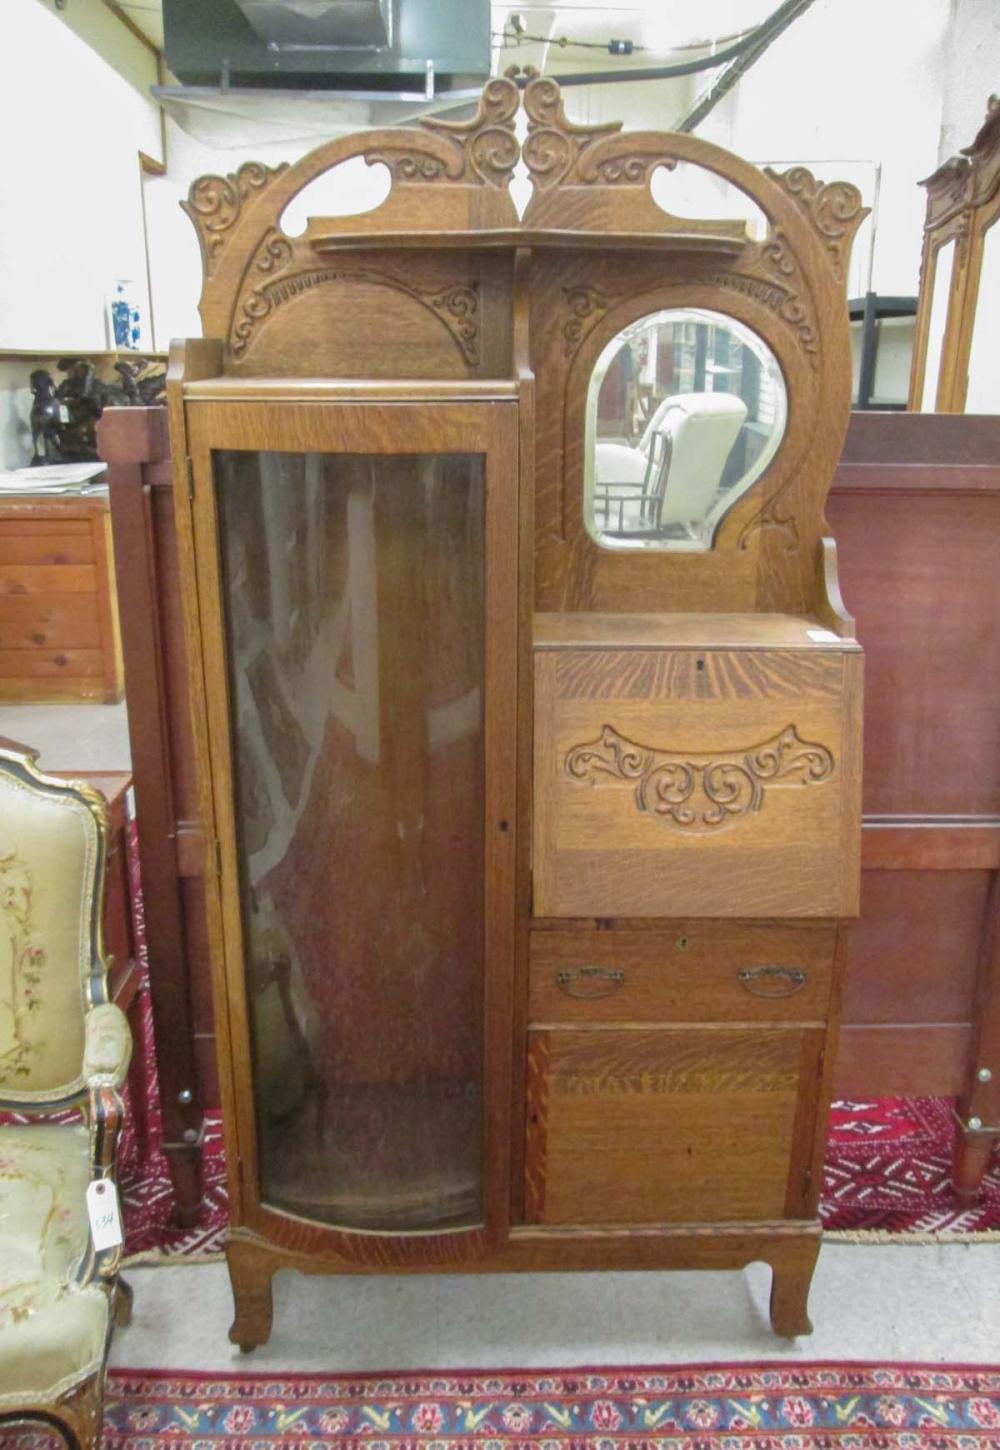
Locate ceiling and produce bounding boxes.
[113,0,778,72]
[113,0,164,51]
[110,0,801,145]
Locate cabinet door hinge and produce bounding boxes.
[186,456,195,504]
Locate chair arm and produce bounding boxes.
[84,1004,132,1280]
[83,1002,132,1091]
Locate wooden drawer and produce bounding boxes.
[0,501,122,702]
[533,645,862,919]
[524,1024,822,1225]
[529,924,835,1024]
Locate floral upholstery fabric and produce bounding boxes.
[0,1124,108,1403]
[0,771,102,1101]
[83,1003,131,1086]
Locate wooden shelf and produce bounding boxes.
[183,376,520,402]
[0,349,168,360]
[534,611,860,651]
[307,228,747,255]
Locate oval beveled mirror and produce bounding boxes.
[584,308,788,551]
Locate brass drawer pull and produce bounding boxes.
[738,965,806,998]
[556,965,626,999]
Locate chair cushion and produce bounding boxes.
[0,1123,108,1402]
[0,768,101,1101]
[0,1281,108,1404]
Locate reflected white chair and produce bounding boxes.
[595,391,748,539]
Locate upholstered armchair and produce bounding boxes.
[594,391,748,539]
[0,747,133,1450]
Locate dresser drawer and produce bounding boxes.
[529,925,835,1024]
[533,646,862,919]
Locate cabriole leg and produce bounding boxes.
[226,1239,275,1352]
[768,1238,820,1338]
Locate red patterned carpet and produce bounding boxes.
[101,1362,1000,1446]
[823,1097,1000,1235]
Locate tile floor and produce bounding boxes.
[112,1245,1000,1371]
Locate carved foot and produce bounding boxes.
[227,1242,275,1352]
[115,1275,134,1328]
[768,1244,819,1338]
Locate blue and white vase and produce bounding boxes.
[108,280,142,351]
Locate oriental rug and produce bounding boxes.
[100,1362,1000,1446]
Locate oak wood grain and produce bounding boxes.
[534,646,860,918]
[524,1025,818,1225]
[529,924,835,1025]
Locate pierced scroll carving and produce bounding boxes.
[522,70,622,191]
[394,72,522,189]
[565,723,834,833]
[765,167,865,279]
[184,161,289,274]
[231,264,480,363]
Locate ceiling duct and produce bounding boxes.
[232,0,392,52]
[157,0,490,143]
[161,0,488,90]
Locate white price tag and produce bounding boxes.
[806,628,839,643]
[86,1179,124,1251]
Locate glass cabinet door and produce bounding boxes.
[186,401,517,1255]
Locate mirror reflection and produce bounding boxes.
[585,308,788,551]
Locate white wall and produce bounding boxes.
[939,0,1000,161]
[689,0,951,297]
[554,0,952,298]
[148,118,395,347]
[0,0,163,352]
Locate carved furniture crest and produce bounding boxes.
[565,723,835,832]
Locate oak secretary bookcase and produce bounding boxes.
[167,71,865,1347]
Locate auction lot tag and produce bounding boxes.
[86,1179,124,1250]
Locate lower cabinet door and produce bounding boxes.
[524,1026,823,1225]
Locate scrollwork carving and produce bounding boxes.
[363,145,457,183]
[230,266,480,363]
[521,129,576,190]
[765,166,865,277]
[468,126,521,187]
[255,230,294,274]
[561,285,610,356]
[185,161,288,272]
[415,71,520,189]
[594,154,659,185]
[705,248,817,387]
[521,67,620,190]
[565,723,834,833]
